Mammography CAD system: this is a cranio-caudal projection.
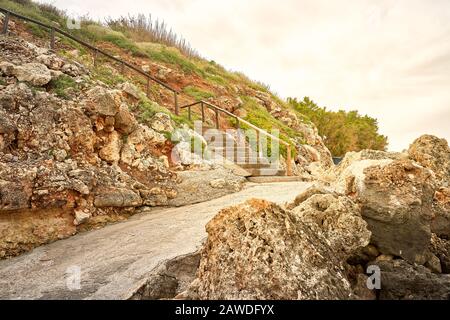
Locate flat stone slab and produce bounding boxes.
[247,176,309,183]
[0,181,312,300]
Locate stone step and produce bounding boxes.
[246,168,286,177]
[237,163,273,169]
[247,176,307,183]
[213,155,272,165]
[209,146,251,152]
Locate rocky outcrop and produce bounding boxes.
[333,155,436,264]
[291,193,371,259]
[188,199,354,300]
[432,187,450,238]
[406,135,450,238]
[372,259,450,300]
[408,135,450,187]
[0,37,177,258]
[430,234,450,274]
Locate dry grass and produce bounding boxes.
[105,14,200,59]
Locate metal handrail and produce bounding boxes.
[0,7,180,114]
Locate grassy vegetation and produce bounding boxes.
[140,44,206,76]
[106,14,200,58]
[91,65,126,87]
[239,96,299,158]
[0,77,5,86]
[183,86,215,100]
[136,98,192,129]
[48,75,79,99]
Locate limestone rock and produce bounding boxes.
[74,209,91,226]
[335,158,436,264]
[86,86,121,116]
[150,112,174,133]
[0,180,31,211]
[431,187,450,238]
[372,259,450,300]
[118,82,141,100]
[13,63,52,86]
[94,188,142,207]
[0,61,15,76]
[291,193,371,259]
[188,199,354,300]
[36,54,65,70]
[114,104,138,134]
[430,234,450,274]
[169,168,246,207]
[99,131,122,164]
[408,134,450,187]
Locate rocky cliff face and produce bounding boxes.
[0,37,179,258]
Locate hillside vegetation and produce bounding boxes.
[1,0,387,157]
[288,97,388,157]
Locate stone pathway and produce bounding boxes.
[0,181,312,300]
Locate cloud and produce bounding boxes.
[40,0,450,151]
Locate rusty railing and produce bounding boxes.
[0,7,181,114]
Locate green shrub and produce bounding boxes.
[101,34,147,57]
[143,45,205,76]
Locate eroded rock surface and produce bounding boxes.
[291,193,371,259]
[188,199,354,300]
[333,156,436,264]
[408,134,450,187]
[0,37,177,258]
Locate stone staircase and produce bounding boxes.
[203,129,286,177]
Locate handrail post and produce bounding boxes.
[256,130,260,161]
[120,62,125,74]
[146,77,150,98]
[50,27,55,50]
[188,106,192,121]
[174,92,179,116]
[93,49,98,67]
[286,145,292,176]
[236,118,240,129]
[201,102,205,122]
[215,109,219,129]
[2,11,10,35]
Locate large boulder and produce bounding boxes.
[188,199,354,300]
[335,158,436,264]
[168,167,245,207]
[12,62,52,86]
[86,86,121,116]
[291,193,371,259]
[408,135,450,187]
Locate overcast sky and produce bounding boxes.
[40,0,450,151]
